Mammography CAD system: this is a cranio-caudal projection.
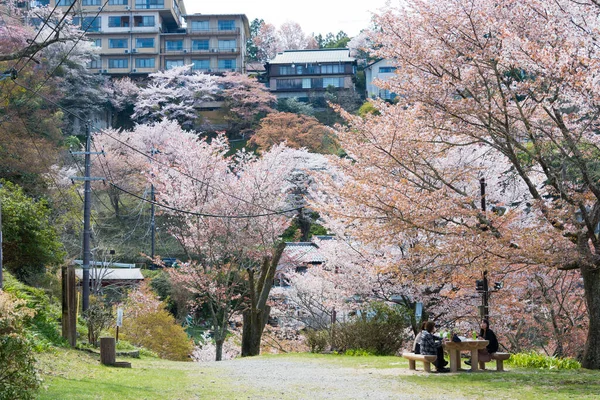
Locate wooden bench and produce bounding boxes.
[478,352,511,371]
[401,352,437,372]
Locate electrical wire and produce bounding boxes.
[1,0,109,129]
[109,182,301,219]
[15,0,80,74]
[100,130,285,214]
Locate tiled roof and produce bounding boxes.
[277,242,327,271]
[75,268,144,281]
[268,48,355,65]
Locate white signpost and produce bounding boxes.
[116,308,123,342]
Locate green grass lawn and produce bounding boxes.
[36,350,600,400]
[36,349,247,400]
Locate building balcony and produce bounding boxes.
[186,28,240,36]
[160,47,240,55]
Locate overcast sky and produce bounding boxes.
[185,0,392,37]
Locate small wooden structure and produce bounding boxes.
[100,337,131,368]
[401,352,437,372]
[61,266,77,347]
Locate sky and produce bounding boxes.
[185,0,392,37]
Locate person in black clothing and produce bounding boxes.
[419,321,449,372]
[465,319,499,367]
[477,319,498,364]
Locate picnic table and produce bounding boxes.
[444,339,489,372]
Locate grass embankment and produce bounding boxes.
[37,350,600,400]
[36,349,251,400]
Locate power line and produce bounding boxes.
[100,131,283,213]
[1,0,109,128]
[14,0,66,73]
[109,182,301,219]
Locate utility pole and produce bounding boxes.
[149,148,159,267]
[150,182,155,262]
[70,123,104,312]
[0,182,3,290]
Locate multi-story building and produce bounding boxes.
[364,59,398,100]
[161,14,248,73]
[264,48,357,100]
[49,0,248,75]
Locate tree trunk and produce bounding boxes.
[215,339,224,361]
[241,305,271,357]
[581,268,600,369]
[241,242,285,357]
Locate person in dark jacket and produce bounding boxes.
[420,321,449,372]
[477,319,498,364]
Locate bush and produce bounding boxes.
[332,302,409,356]
[305,329,330,353]
[84,297,114,346]
[0,292,40,400]
[4,272,66,350]
[506,351,581,370]
[119,283,193,361]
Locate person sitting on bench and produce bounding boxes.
[420,321,449,373]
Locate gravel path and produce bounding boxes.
[201,357,470,400]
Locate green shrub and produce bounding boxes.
[0,292,40,399]
[344,349,375,356]
[119,283,193,361]
[4,272,66,349]
[304,329,330,353]
[506,351,581,370]
[332,302,409,356]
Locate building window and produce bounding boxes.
[135,0,164,9]
[276,78,303,90]
[135,38,155,48]
[166,60,185,69]
[109,58,128,68]
[192,40,209,50]
[192,59,210,70]
[87,58,102,69]
[218,20,235,31]
[93,38,102,47]
[57,0,76,5]
[218,59,236,70]
[108,16,130,27]
[323,77,344,88]
[135,58,155,68]
[109,0,128,4]
[165,40,183,51]
[321,64,343,74]
[302,78,311,88]
[279,66,295,75]
[191,20,209,31]
[82,0,100,5]
[82,17,101,32]
[134,16,155,27]
[218,40,236,50]
[109,38,128,48]
[378,66,397,73]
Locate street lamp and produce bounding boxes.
[475,270,503,322]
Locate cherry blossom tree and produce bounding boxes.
[218,72,276,136]
[132,65,220,129]
[96,119,322,359]
[278,21,318,51]
[253,22,281,63]
[0,5,81,62]
[311,0,600,368]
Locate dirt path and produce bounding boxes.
[200,356,468,400]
